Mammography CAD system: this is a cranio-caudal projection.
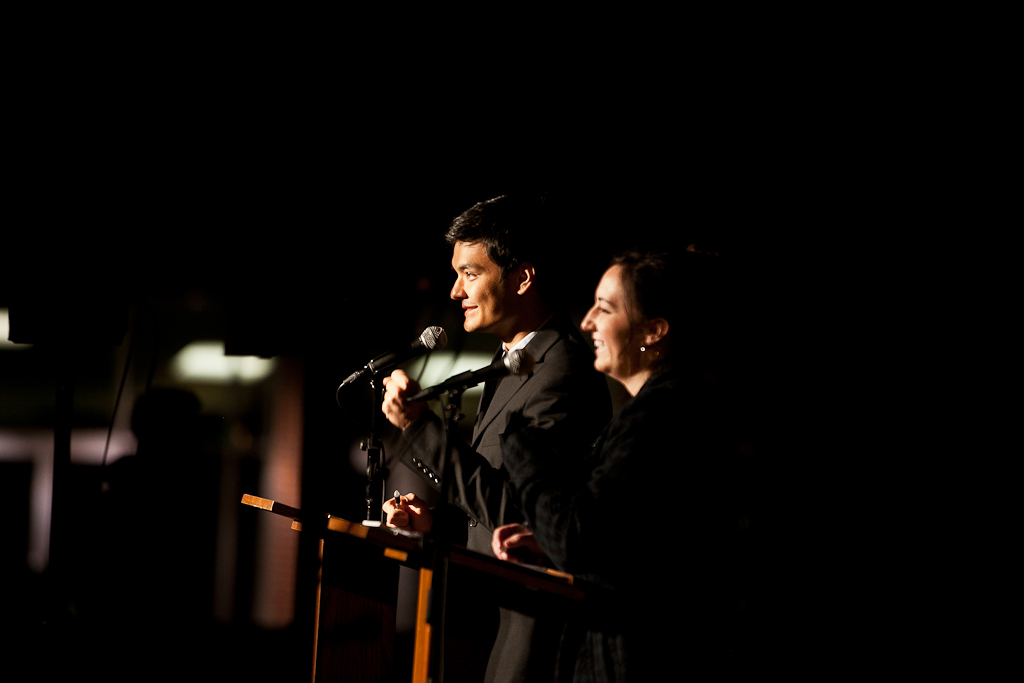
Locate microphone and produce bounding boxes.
[339,326,448,388]
[405,349,535,402]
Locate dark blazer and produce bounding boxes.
[503,366,740,683]
[395,313,612,553]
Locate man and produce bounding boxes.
[381,194,611,683]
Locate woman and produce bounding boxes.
[493,250,739,682]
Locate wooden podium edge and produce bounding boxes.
[241,494,422,559]
[448,546,585,601]
[241,493,302,520]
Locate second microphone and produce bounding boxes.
[405,349,535,403]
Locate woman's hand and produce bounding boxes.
[491,523,544,563]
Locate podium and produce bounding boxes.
[242,494,584,683]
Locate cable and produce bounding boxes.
[101,309,136,471]
[100,302,157,471]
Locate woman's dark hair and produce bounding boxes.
[612,246,728,366]
[611,250,675,326]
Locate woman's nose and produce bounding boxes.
[581,307,595,331]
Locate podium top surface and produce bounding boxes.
[241,493,422,547]
[240,493,301,519]
[241,493,581,598]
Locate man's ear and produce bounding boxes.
[516,262,536,296]
[644,318,670,346]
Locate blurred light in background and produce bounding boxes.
[171,341,276,383]
[0,308,32,349]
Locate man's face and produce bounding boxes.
[450,241,520,339]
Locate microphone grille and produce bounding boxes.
[420,326,448,351]
[504,349,535,376]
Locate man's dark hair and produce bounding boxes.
[445,194,553,280]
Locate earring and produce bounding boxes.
[640,346,646,352]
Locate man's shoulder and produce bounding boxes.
[527,314,593,364]
[523,316,607,402]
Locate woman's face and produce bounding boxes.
[581,264,644,387]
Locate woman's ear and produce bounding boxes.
[516,262,536,295]
[644,318,670,347]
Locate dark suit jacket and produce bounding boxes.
[394,313,612,553]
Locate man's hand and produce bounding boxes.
[383,492,434,533]
[382,369,427,431]
[491,523,545,564]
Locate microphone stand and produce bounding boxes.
[425,384,465,683]
[362,372,389,523]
